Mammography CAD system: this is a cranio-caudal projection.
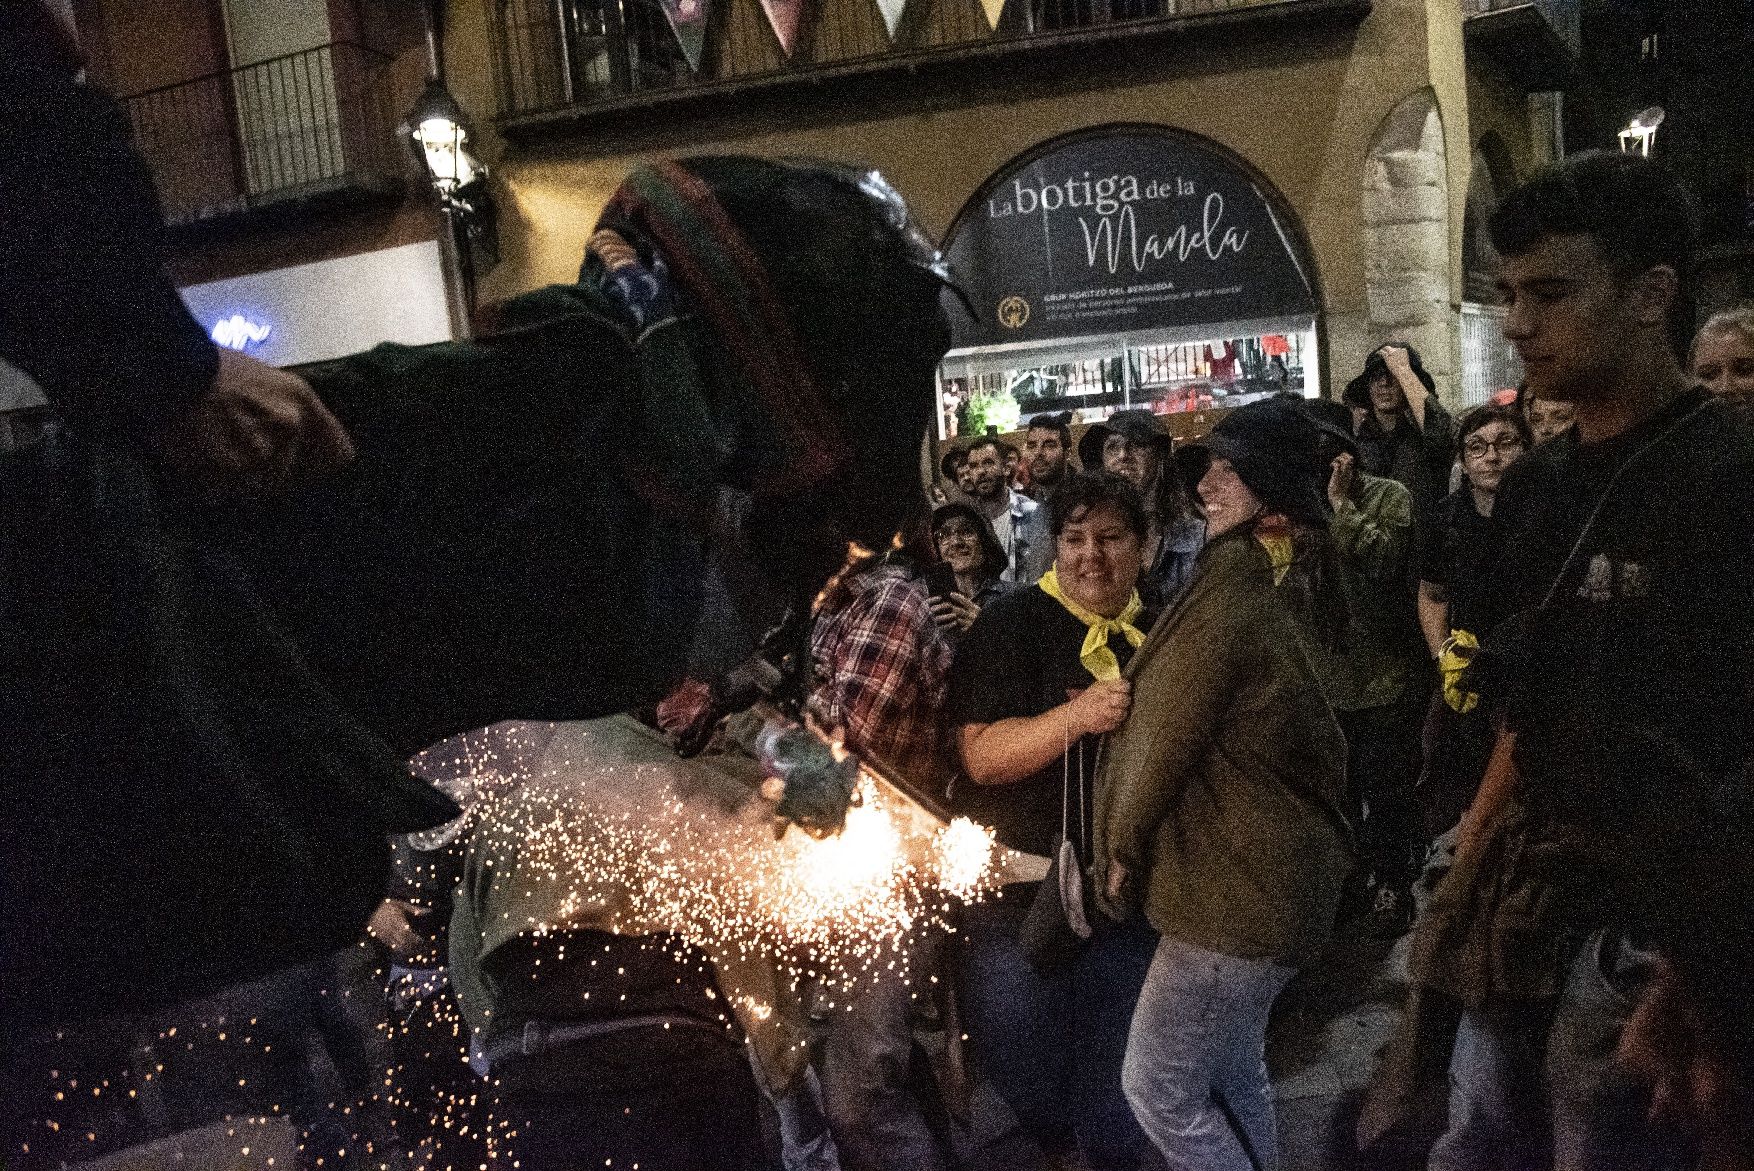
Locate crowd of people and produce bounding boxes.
[766,151,1753,1171]
[5,15,1752,1166]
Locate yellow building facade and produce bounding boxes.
[438,0,1569,421]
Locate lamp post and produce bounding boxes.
[403,0,496,336]
[403,78,497,331]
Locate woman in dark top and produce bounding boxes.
[946,472,1160,1171]
[925,501,1013,640]
[1415,403,1531,836]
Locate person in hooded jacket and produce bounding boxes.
[1344,342,1457,535]
[1094,398,1355,1171]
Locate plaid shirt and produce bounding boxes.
[810,561,952,791]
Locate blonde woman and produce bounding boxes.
[1691,307,1754,398]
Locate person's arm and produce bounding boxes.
[958,679,1130,784]
[1454,729,1517,862]
[1330,471,1413,582]
[0,36,350,486]
[1098,570,1241,884]
[0,31,215,436]
[1381,345,1430,431]
[1418,581,1451,659]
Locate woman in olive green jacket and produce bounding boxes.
[1094,398,1354,1171]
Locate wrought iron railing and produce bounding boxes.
[490,0,1317,121]
[122,42,407,226]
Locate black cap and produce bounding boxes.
[1077,408,1172,471]
[1343,343,1437,409]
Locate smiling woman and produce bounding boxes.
[943,470,1160,1170]
[1094,398,1352,1171]
[1691,307,1754,399]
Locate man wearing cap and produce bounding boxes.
[1344,343,1456,533]
[1095,398,1353,1171]
[1080,409,1204,606]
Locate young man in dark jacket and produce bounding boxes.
[1345,342,1457,535]
[1411,151,1754,1171]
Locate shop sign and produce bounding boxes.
[944,127,1318,348]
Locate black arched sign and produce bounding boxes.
[944,126,1319,349]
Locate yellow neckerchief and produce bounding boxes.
[1254,513,1295,586]
[1037,566,1146,682]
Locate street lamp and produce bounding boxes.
[403,77,498,318]
[1618,106,1665,157]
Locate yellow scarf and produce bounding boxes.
[1038,566,1146,682]
[1254,514,1295,586]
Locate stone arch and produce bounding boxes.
[1362,88,1458,406]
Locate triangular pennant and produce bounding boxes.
[759,0,805,55]
[979,0,1004,30]
[657,0,712,71]
[874,0,906,38]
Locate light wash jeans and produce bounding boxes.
[1120,936,1295,1171]
[1426,1002,1553,1171]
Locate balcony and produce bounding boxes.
[1462,0,1578,90]
[491,0,1372,142]
[122,42,415,231]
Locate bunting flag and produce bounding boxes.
[874,0,906,38]
[760,0,805,55]
[979,0,1005,30]
[657,0,712,71]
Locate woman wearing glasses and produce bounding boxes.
[1416,403,1533,837]
[925,501,1014,639]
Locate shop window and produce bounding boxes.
[936,318,1319,441]
[1460,302,1523,408]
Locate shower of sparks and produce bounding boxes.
[10,722,1005,1170]
[481,757,1004,1006]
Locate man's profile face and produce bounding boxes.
[965,444,1007,502]
[1024,428,1068,483]
[1497,234,1646,404]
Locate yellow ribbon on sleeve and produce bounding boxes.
[1438,629,1481,714]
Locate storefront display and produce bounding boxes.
[937,126,1322,443]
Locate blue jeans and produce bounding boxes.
[1427,1002,1553,1171]
[954,888,1158,1170]
[1121,936,1294,1171]
[815,928,953,1171]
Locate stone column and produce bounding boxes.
[1359,89,1463,409]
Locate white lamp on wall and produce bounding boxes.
[1618,106,1665,157]
[402,77,497,312]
